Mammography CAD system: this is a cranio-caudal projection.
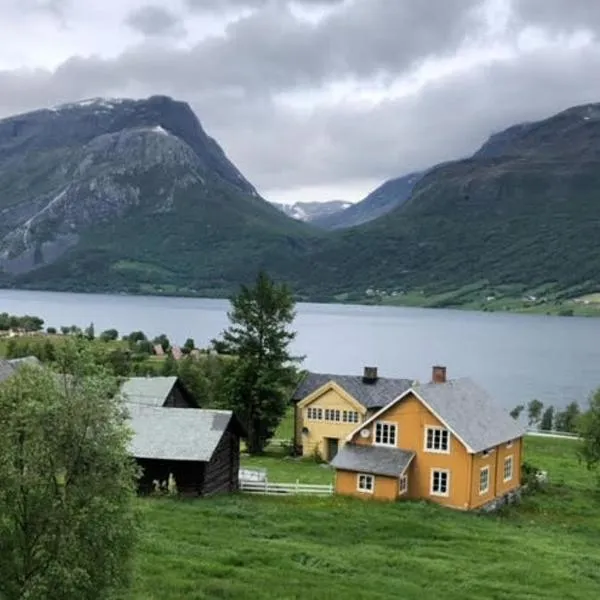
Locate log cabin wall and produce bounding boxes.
[203,429,240,495]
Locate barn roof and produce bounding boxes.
[119,376,179,407]
[125,402,243,462]
[292,371,413,409]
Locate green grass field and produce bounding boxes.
[131,437,600,599]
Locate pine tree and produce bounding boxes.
[216,271,302,454]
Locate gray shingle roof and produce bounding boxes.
[125,402,234,462]
[331,444,415,477]
[292,372,413,409]
[119,377,178,407]
[413,378,527,453]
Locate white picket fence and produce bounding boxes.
[525,429,581,440]
[239,480,334,496]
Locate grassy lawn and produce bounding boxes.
[132,436,600,599]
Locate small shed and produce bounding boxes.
[119,376,199,408]
[125,402,246,496]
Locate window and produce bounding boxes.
[307,407,323,421]
[324,409,341,422]
[430,469,449,496]
[503,456,513,482]
[375,422,397,446]
[342,410,359,423]
[399,474,408,495]
[479,466,490,494]
[357,473,374,493]
[425,427,450,453]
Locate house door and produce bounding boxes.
[326,438,339,461]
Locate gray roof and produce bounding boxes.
[0,356,42,383]
[119,376,178,407]
[413,378,527,453]
[292,372,413,409]
[331,444,415,477]
[125,402,235,462]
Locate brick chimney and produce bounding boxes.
[432,365,447,384]
[362,366,378,383]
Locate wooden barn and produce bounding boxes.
[119,376,199,408]
[125,401,246,496]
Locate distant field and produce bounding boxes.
[133,436,600,599]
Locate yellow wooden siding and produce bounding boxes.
[335,469,399,501]
[349,393,472,509]
[296,387,366,458]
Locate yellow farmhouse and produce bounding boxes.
[330,366,526,511]
[292,366,414,460]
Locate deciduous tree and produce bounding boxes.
[215,271,302,454]
[554,401,581,433]
[509,404,524,420]
[579,389,600,480]
[540,406,555,431]
[0,343,139,600]
[527,399,544,427]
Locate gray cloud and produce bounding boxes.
[125,5,185,37]
[511,0,600,34]
[3,0,600,198]
[20,0,70,18]
[185,0,345,11]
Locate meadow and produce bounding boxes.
[132,437,600,599]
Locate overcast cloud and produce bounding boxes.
[2,0,600,202]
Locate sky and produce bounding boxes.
[3,0,600,204]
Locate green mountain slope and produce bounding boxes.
[0,96,320,295]
[292,103,600,304]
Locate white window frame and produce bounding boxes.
[357,473,374,494]
[374,421,397,447]
[430,469,450,497]
[479,466,490,495]
[399,474,408,495]
[503,455,514,482]
[424,426,451,454]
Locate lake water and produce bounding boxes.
[1,288,599,411]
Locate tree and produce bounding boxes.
[215,271,302,454]
[160,352,178,376]
[0,343,138,599]
[100,328,119,342]
[554,401,581,433]
[125,331,146,344]
[152,334,171,353]
[527,399,544,427]
[46,326,57,335]
[509,404,524,420]
[84,322,95,340]
[183,338,195,354]
[540,406,555,431]
[579,389,600,478]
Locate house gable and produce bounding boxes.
[297,380,365,412]
[346,387,473,453]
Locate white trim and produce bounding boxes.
[479,466,490,495]
[481,448,495,457]
[506,440,513,449]
[399,474,408,495]
[430,469,450,497]
[423,425,451,454]
[357,473,374,494]
[503,455,514,482]
[373,421,398,447]
[344,387,475,453]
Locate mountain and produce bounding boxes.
[0,96,317,295]
[293,102,600,302]
[270,200,351,222]
[312,172,423,230]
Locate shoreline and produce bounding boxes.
[1,283,599,318]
